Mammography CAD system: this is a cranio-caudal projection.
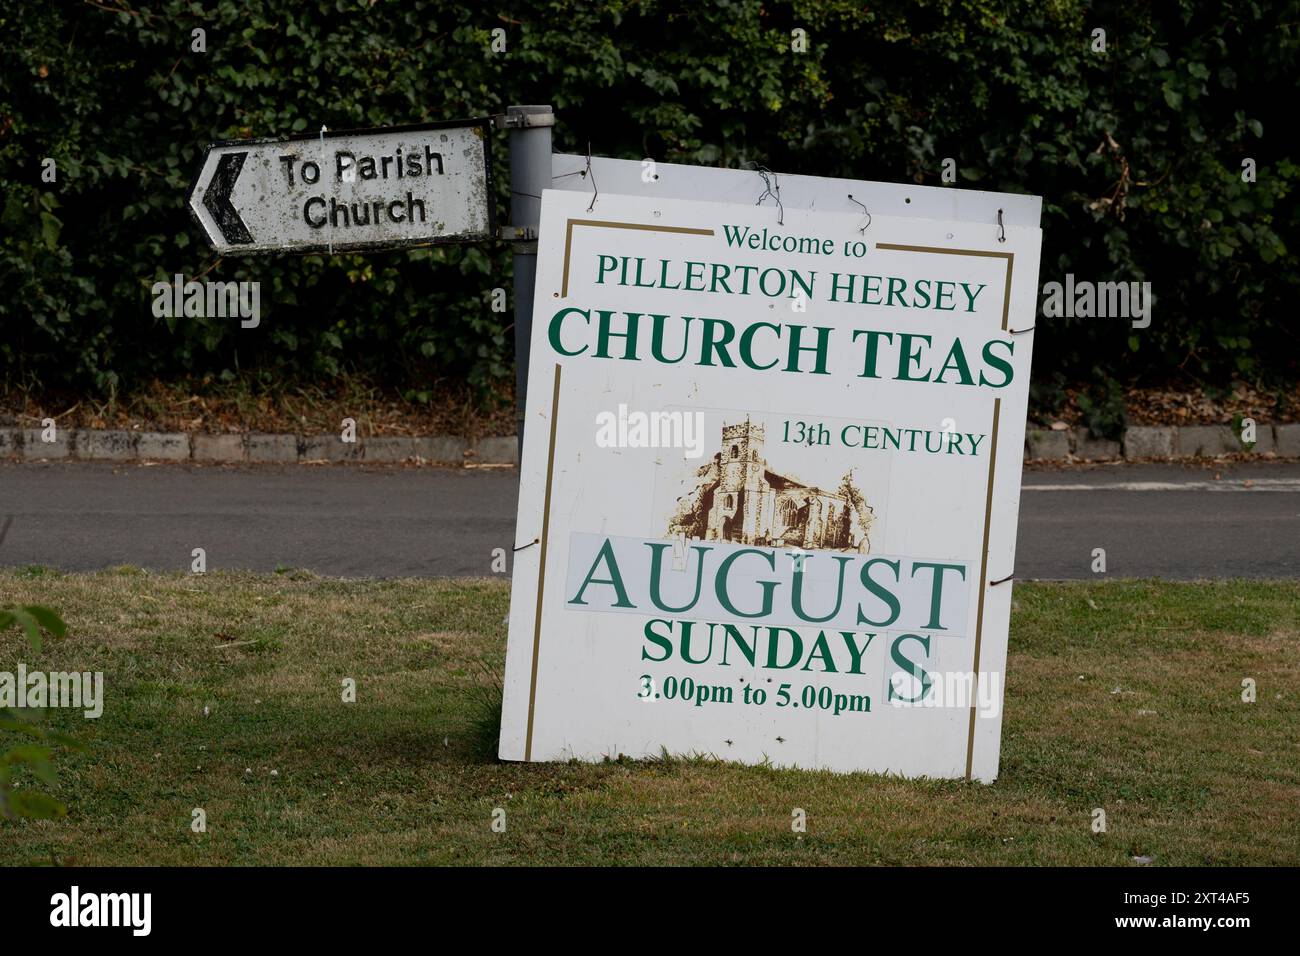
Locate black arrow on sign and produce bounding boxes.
[202,151,253,245]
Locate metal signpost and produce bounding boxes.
[499,106,554,457]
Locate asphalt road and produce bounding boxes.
[1,460,1297,580]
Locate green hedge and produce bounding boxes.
[1,0,1296,401]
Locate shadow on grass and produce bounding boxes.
[467,658,503,763]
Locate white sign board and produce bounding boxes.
[187,120,493,254]
[501,188,1041,782]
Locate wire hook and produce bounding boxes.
[847,194,871,233]
[583,142,598,212]
[749,164,784,225]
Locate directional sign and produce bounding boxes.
[186,119,493,255]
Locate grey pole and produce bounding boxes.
[506,105,554,461]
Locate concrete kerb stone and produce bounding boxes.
[193,433,247,462]
[472,436,519,465]
[137,431,192,460]
[362,437,417,462]
[1178,424,1240,457]
[301,434,361,461]
[74,429,137,461]
[1275,424,1300,458]
[1026,428,1070,460]
[21,428,71,459]
[247,433,299,462]
[412,435,468,463]
[1122,426,1176,459]
[1071,428,1121,461]
[1243,424,1276,455]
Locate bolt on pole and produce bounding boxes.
[507,105,554,461]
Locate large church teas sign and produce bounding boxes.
[500,189,1041,782]
[187,119,492,255]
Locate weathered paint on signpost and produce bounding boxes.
[499,188,1042,782]
[187,119,493,255]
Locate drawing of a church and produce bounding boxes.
[667,419,875,554]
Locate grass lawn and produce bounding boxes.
[1,568,1297,866]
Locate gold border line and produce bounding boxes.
[966,398,1001,780]
[874,241,1016,779]
[874,243,1014,332]
[524,363,563,761]
[561,219,715,297]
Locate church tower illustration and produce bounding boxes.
[711,419,766,542]
[671,417,875,554]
